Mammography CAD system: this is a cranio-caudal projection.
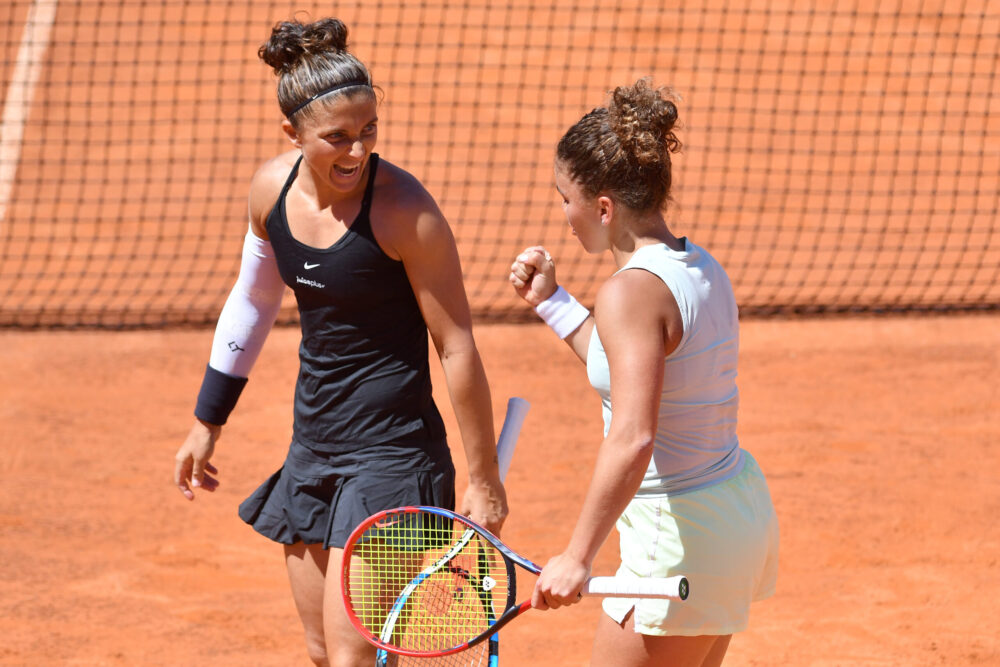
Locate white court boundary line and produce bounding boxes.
[0,0,59,223]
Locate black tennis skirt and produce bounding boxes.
[238,435,455,549]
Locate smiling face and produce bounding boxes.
[554,160,608,254]
[284,90,379,195]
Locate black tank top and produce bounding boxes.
[266,154,446,452]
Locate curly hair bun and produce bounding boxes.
[259,17,350,75]
[606,77,682,169]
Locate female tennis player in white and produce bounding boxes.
[509,78,779,666]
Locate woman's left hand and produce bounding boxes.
[460,478,508,536]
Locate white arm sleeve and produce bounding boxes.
[207,227,286,378]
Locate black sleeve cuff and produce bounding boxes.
[194,364,248,425]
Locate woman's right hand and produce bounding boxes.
[174,420,222,500]
[531,551,591,611]
[509,245,558,307]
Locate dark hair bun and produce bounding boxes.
[259,18,350,75]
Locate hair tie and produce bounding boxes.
[287,79,371,118]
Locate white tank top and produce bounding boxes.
[586,240,745,496]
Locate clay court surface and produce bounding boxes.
[0,315,997,665]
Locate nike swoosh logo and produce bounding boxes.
[303,262,320,270]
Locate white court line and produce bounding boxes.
[0,0,59,223]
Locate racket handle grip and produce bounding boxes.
[497,397,530,481]
[582,575,689,601]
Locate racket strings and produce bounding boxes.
[346,510,510,654]
[385,644,492,667]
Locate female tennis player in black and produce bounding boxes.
[172,17,507,667]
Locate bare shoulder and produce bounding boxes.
[247,150,300,238]
[373,158,440,218]
[371,158,450,256]
[596,272,647,322]
[597,267,682,354]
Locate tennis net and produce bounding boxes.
[2,0,997,327]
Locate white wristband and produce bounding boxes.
[535,286,590,338]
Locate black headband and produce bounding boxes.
[286,79,372,118]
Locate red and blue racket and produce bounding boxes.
[342,504,689,662]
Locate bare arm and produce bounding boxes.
[532,268,682,609]
[173,155,292,500]
[382,177,507,534]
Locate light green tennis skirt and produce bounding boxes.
[603,450,779,636]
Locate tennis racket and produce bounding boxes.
[342,505,689,661]
[369,397,530,667]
